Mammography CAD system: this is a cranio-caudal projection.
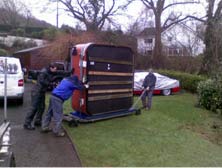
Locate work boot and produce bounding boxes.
[54,131,65,137]
[23,124,35,130]
[41,127,52,133]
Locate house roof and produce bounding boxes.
[137,27,156,37]
[13,45,49,55]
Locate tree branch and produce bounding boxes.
[162,15,205,32]
[163,1,200,11]
[214,0,222,19]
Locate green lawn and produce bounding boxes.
[60,93,222,166]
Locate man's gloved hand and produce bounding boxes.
[84,84,89,89]
[143,86,149,90]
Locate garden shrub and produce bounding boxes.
[157,69,207,93]
[197,79,222,113]
[0,48,8,55]
[165,56,202,74]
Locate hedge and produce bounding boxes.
[156,69,207,93]
[197,79,222,113]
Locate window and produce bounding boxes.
[144,38,153,44]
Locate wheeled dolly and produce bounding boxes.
[63,108,141,127]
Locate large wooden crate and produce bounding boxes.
[71,43,134,116]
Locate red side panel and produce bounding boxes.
[71,44,88,114]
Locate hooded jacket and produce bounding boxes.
[52,75,83,101]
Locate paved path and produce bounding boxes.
[0,83,82,167]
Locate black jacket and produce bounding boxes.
[32,68,55,93]
[142,73,156,90]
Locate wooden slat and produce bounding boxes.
[88,88,132,94]
[88,81,132,85]
[89,57,133,65]
[88,93,132,101]
[88,71,133,76]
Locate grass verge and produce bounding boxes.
[59,93,222,166]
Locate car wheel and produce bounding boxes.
[162,89,171,96]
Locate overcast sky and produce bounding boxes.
[22,0,206,31]
[22,0,143,30]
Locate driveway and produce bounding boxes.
[0,83,82,167]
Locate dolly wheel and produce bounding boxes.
[69,120,79,127]
[135,109,141,115]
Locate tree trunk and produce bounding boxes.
[153,14,165,69]
[85,22,100,32]
[200,20,221,75]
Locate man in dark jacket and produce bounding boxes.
[41,75,83,137]
[23,63,57,130]
[141,68,156,110]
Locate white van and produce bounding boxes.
[0,56,24,104]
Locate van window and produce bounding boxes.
[0,59,20,74]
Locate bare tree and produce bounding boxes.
[48,0,133,32]
[0,0,30,28]
[127,7,154,36]
[199,0,222,76]
[140,0,200,68]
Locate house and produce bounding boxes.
[136,24,205,57]
[136,27,155,55]
[13,45,63,71]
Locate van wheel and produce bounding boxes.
[17,97,23,105]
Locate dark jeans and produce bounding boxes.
[42,95,63,134]
[141,89,154,109]
[24,91,45,125]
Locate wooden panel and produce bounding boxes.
[88,62,132,73]
[88,81,132,85]
[89,57,133,65]
[88,71,133,76]
[88,88,132,94]
[88,75,133,82]
[87,45,133,62]
[88,93,132,101]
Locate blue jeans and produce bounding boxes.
[141,89,154,109]
[42,95,63,134]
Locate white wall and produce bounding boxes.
[137,36,155,55]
